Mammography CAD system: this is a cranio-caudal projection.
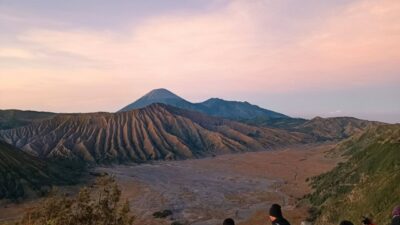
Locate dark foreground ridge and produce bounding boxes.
[0,141,81,200]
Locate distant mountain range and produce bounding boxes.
[0,109,55,130]
[118,88,381,140]
[0,104,307,164]
[119,88,289,120]
[291,116,381,141]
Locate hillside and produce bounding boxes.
[307,124,400,225]
[0,110,55,130]
[118,88,288,120]
[293,116,382,141]
[0,104,307,164]
[245,116,379,141]
[0,141,80,200]
[240,116,308,129]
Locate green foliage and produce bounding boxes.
[16,176,134,225]
[307,124,400,225]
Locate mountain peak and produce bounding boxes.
[143,88,182,100]
[118,88,190,112]
[203,97,224,103]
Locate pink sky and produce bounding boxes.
[0,0,399,122]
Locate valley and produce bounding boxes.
[94,144,337,225]
[0,89,397,225]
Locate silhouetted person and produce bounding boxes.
[339,220,354,225]
[392,205,400,225]
[223,218,235,225]
[269,204,291,225]
[392,217,400,225]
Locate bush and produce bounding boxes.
[15,176,134,225]
[153,209,173,218]
[171,222,184,225]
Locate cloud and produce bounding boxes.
[328,110,343,115]
[0,47,35,59]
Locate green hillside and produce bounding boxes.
[307,124,400,225]
[0,141,82,200]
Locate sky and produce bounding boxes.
[0,0,399,123]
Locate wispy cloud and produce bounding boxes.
[0,0,399,116]
[0,47,36,59]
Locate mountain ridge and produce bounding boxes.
[118,88,289,120]
[0,109,56,130]
[0,104,306,164]
[293,116,382,141]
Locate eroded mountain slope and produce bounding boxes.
[0,104,306,163]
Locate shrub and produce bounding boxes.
[171,222,184,225]
[153,209,173,218]
[15,176,134,225]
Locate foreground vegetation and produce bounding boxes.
[15,176,134,225]
[307,124,400,225]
